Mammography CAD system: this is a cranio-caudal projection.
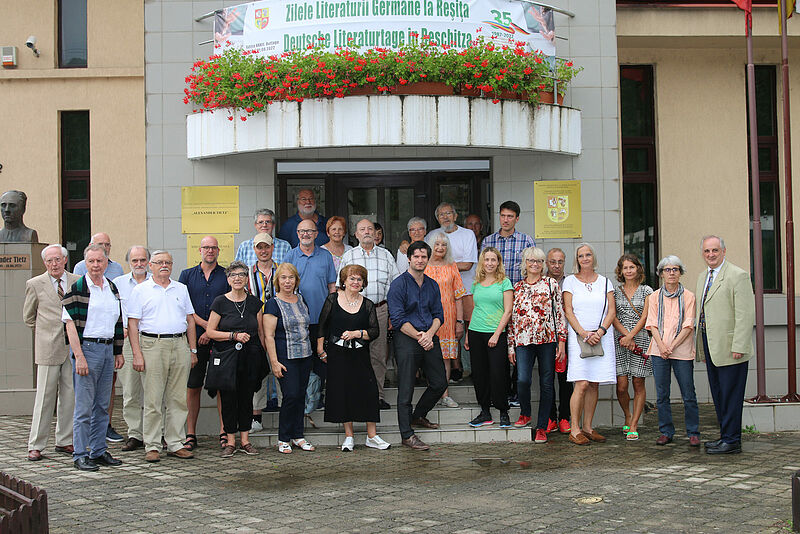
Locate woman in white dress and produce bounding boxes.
[562,243,616,446]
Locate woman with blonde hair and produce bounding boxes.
[424,231,466,408]
[465,247,514,428]
[562,243,616,445]
[263,262,315,454]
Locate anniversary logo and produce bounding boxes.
[213,0,555,57]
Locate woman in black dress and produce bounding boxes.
[316,264,389,452]
[205,261,268,458]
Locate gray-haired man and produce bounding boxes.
[235,208,291,265]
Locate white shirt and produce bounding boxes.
[126,278,195,335]
[428,225,478,294]
[50,272,68,295]
[113,271,152,323]
[61,275,120,338]
[339,245,400,304]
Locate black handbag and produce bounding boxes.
[205,343,240,391]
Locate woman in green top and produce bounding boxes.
[465,247,514,428]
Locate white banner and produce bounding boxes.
[213,0,555,57]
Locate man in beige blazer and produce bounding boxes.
[23,244,80,461]
[695,235,755,455]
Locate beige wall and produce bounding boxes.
[619,7,800,291]
[0,0,145,266]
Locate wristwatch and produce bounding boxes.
[190,348,198,354]
[456,320,465,324]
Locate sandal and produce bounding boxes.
[622,425,631,435]
[291,438,316,451]
[219,433,227,449]
[626,431,639,441]
[183,434,198,451]
[305,414,318,429]
[277,441,292,454]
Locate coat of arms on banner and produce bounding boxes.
[547,195,569,223]
[254,8,270,30]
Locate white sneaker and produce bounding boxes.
[365,435,391,450]
[341,436,354,452]
[250,419,263,432]
[441,396,459,408]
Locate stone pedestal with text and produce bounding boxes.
[0,243,45,415]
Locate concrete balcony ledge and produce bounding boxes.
[186,95,581,159]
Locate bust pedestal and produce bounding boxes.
[0,242,45,415]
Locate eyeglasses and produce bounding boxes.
[229,272,248,279]
[409,227,426,233]
[438,210,454,217]
[200,246,219,251]
[151,260,173,266]
[298,229,317,235]
[661,267,681,274]
[256,220,273,226]
[526,258,544,264]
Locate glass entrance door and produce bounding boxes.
[335,176,426,252]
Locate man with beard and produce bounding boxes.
[278,189,329,248]
[113,246,152,451]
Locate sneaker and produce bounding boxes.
[499,412,512,428]
[507,396,520,408]
[534,429,548,444]
[365,435,391,450]
[558,419,571,433]
[546,419,558,433]
[341,436,354,452]
[469,412,493,427]
[440,396,459,408]
[514,415,532,428]
[250,419,263,432]
[106,425,124,443]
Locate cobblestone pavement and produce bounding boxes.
[1,404,798,533]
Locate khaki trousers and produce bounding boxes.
[28,360,74,451]
[369,303,389,401]
[118,339,145,441]
[141,335,190,453]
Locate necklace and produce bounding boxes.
[345,293,359,308]
[233,297,246,318]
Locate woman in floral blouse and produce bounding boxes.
[508,247,567,444]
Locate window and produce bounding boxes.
[59,0,87,68]
[747,65,781,292]
[620,65,658,288]
[61,111,90,268]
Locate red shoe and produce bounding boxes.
[534,429,548,444]
[546,419,558,433]
[558,419,571,433]
[514,415,531,428]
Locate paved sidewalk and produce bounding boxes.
[1,404,797,533]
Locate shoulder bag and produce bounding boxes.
[577,277,608,359]
[205,342,241,392]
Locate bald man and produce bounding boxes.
[278,189,329,248]
[73,232,125,279]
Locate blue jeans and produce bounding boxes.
[277,356,313,442]
[515,343,556,429]
[651,357,700,438]
[72,340,114,460]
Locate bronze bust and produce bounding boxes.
[0,190,38,243]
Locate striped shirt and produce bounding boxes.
[338,245,400,304]
[481,230,535,286]
[235,237,291,266]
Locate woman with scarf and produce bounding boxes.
[645,255,700,447]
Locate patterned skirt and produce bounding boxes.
[615,332,653,378]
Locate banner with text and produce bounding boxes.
[214,0,555,57]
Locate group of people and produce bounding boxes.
[22,187,756,470]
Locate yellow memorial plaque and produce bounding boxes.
[534,180,582,239]
[186,234,235,269]
[181,186,239,234]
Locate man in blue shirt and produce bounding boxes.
[234,208,291,266]
[178,235,230,449]
[387,241,447,451]
[73,232,125,280]
[278,189,329,248]
[480,200,535,286]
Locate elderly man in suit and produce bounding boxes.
[23,244,80,461]
[695,235,755,455]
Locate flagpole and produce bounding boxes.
[746,15,772,403]
[780,0,800,403]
